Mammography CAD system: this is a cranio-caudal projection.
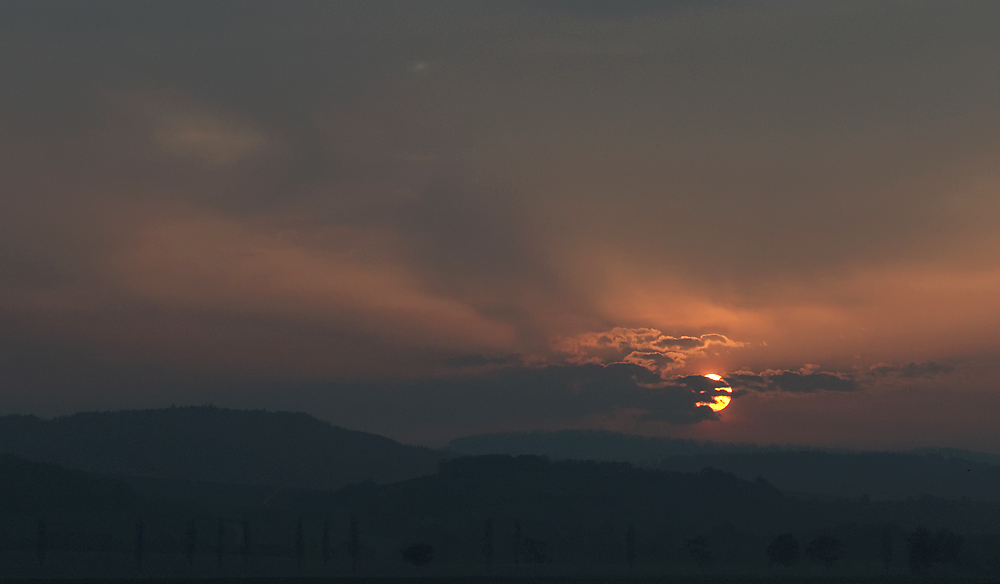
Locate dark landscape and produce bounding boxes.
[0,407,999,581]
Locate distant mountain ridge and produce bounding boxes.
[447,429,1000,501]
[446,429,821,462]
[0,406,445,490]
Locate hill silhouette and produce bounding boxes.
[447,429,1000,501]
[0,406,444,490]
[447,429,774,461]
[657,451,1000,501]
[0,454,95,513]
[325,454,1000,571]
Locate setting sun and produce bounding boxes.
[698,374,733,412]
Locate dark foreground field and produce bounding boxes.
[0,578,997,584]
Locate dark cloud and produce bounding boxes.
[869,362,956,379]
[0,328,721,439]
[673,374,730,394]
[431,363,722,426]
[727,370,860,394]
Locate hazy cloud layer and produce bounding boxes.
[2,2,1000,449]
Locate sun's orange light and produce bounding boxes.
[697,373,733,412]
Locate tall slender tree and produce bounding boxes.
[134,518,145,572]
[484,517,495,571]
[36,517,47,568]
[881,526,894,572]
[625,521,637,569]
[321,520,332,564]
[185,518,197,570]
[295,517,305,570]
[348,516,360,574]
[513,518,522,565]
[241,521,251,566]
[216,519,225,568]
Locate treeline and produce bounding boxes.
[8,511,981,577]
[5,453,1000,577]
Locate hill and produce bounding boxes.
[324,454,1000,573]
[446,429,781,462]
[446,429,1000,501]
[0,406,445,490]
[656,451,1000,501]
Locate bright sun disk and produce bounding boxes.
[697,373,733,412]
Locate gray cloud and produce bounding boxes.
[727,370,860,394]
[868,362,956,379]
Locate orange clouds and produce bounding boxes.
[552,327,743,375]
[115,214,517,354]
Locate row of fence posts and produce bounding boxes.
[31,515,362,574]
[27,516,953,575]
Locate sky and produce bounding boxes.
[2,0,1000,449]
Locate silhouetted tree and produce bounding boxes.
[767,533,799,568]
[241,521,251,565]
[348,516,359,573]
[513,518,523,564]
[321,520,332,564]
[185,518,197,569]
[805,535,843,569]
[524,538,549,564]
[908,527,963,573]
[216,518,225,567]
[685,536,712,570]
[908,528,933,573]
[936,529,963,566]
[295,517,305,570]
[625,521,637,569]
[484,517,494,570]
[36,517,47,568]
[881,526,893,572]
[401,543,434,568]
[134,518,145,572]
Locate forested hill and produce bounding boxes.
[447,429,793,461]
[332,455,1000,555]
[0,407,444,490]
[447,429,1000,501]
[657,451,1000,501]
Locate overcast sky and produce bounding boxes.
[3,1,1000,448]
